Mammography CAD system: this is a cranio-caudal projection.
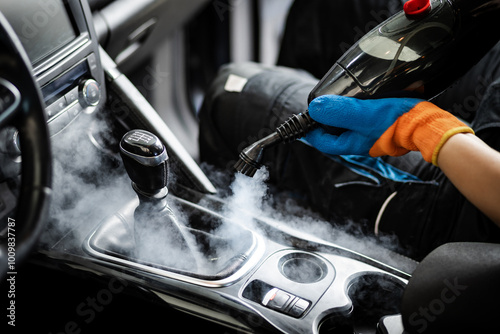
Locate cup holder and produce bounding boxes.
[318,273,405,334]
[278,252,328,284]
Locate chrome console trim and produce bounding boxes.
[83,224,266,288]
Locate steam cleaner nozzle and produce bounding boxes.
[234,112,316,177]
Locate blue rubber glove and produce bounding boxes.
[305,95,474,165]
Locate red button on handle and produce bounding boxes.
[404,0,431,16]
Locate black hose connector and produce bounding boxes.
[276,112,317,143]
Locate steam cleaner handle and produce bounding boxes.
[119,129,169,192]
[305,95,474,166]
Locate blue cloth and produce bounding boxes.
[298,135,438,186]
[334,155,438,186]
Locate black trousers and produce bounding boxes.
[198,0,500,260]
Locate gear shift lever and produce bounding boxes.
[119,130,200,270]
[120,129,169,196]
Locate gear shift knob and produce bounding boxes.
[120,129,168,195]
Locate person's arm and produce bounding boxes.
[437,133,500,226]
[306,95,500,225]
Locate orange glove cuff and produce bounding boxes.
[369,101,474,166]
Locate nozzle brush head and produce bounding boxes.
[234,152,261,177]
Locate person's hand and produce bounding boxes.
[305,95,474,165]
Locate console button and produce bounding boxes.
[46,96,67,119]
[54,95,68,111]
[67,103,82,119]
[45,103,58,119]
[262,288,292,311]
[65,86,79,105]
[81,79,100,107]
[288,298,310,317]
[87,53,97,70]
[48,111,70,135]
[261,288,311,317]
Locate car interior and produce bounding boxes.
[1,0,500,333]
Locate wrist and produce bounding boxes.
[396,102,474,165]
[436,132,476,167]
[431,126,475,166]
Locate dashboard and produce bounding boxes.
[0,0,105,136]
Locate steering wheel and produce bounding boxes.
[0,12,52,280]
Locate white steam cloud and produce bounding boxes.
[41,113,406,278]
[201,164,407,270]
[41,115,134,248]
[223,168,270,227]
